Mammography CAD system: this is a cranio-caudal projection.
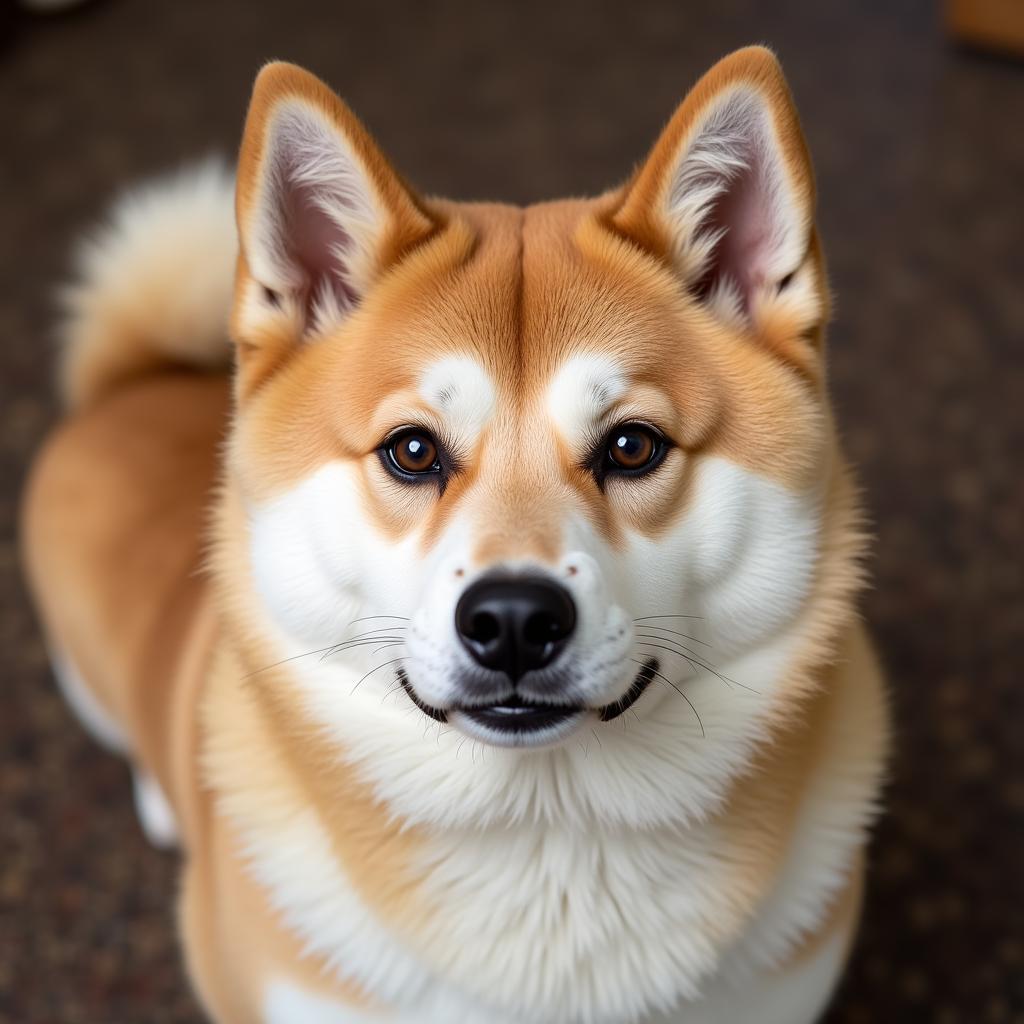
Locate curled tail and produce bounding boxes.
[59,161,237,410]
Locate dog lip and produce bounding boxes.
[596,657,659,722]
[457,694,583,735]
[398,660,659,730]
[397,669,448,722]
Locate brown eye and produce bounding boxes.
[605,424,664,474]
[388,431,439,475]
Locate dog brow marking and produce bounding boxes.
[418,355,496,443]
[546,353,629,447]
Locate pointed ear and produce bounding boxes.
[611,47,816,323]
[232,62,436,354]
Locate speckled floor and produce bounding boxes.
[1,1,1022,1021]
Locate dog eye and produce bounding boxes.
[604,424,665,475]
[386,430,440,477]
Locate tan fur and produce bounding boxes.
[22,46,886,1022]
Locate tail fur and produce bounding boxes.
[59,161,237,410]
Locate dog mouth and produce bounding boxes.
[397,658,658,746]
[458,695,584,739]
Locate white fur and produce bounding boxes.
[263,979,431,1024]
[50,648,182,849]
[647,922,851,1024]
[546,354,629,443]
[264,979,368,1023]
[249,460,419,648]
[264,918,847,1024]
[418,356,497,445]
[60,161,236,405]
[131,770,180,849]
[66,161,236,365]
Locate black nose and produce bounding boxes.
[455,575,576,682]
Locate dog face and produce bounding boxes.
[228,53,830,792]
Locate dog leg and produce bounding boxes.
[50,645,180,849]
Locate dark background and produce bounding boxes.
[1,1,1022,1021]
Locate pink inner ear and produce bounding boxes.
[693,138,774,313]
[278,168,360,326]
[257,103,376,331]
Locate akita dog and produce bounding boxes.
[22,46,888,1024]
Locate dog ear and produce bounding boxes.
[232,62,436,370]
[611,47,815,324]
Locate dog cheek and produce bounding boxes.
[683,459,823,650]
[246,462,399,646]
[249,498,358,645]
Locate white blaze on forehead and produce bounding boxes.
[546,353,629,444]
[418,356,496,442]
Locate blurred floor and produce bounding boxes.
[1,1,1022,1021]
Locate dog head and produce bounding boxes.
[224,48,838,824]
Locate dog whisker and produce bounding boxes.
[327,635,407,650]
[242,621,410,681]
[371,641,408,656]
[349,657,407,696]
[242,643,354,681]
[633,614,704,621]
[321,630,407,656]
[635,633,719,664]
[318,637,407,662]
[634,639,759,694]
[381,680,405,704]
[340,625,408,642]
[346,614,411,627]
[634,640,717,682]
[633,637,744,690]
[629,657,705,738]
[634,624,712,648]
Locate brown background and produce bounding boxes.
[1,1,1022,1021]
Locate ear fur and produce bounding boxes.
[611,47,816,326]
[232,62,435,359]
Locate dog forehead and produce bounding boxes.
[392,200,664,436]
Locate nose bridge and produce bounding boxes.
[468,457,568,569]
